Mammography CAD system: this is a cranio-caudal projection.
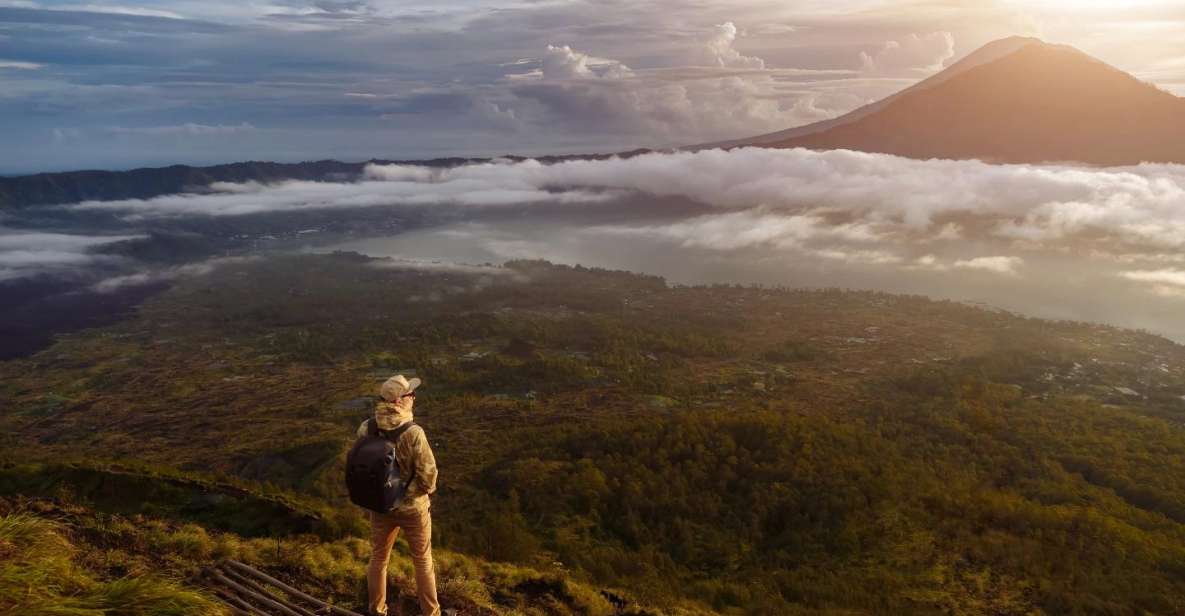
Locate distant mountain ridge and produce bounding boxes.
[0,150,653,209]
[727,37,1185,165]
[0,159,455,209]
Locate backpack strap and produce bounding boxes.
[379,421,416,442]
[365,418,417,442]
[391,422,418,492]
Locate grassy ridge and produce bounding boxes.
[0,497,675,616]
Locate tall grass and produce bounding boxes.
[0,513,226,616]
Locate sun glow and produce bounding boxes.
[1009,0,1178,10]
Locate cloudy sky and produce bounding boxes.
[2,0,1185,173]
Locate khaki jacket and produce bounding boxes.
[357,408,437,513]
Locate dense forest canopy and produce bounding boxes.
[3,253,1185,614]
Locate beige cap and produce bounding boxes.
[379,374,422,401]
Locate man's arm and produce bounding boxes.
[411,428,438,497]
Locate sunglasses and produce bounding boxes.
[400,391,417,399]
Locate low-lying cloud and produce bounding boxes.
[953,256,1024,275]
[73,170,613,219]
[90,256,258,293]
[62,146,1185,294]
[72,148,1185,239]
[1119,268,1185,297]
[0,228,142,281]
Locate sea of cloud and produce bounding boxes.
[10,146,1185,336]
[71,147,1185,260]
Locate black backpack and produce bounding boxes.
[345,419,417,513]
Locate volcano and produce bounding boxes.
[722,37,1185,166]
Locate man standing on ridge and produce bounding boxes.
[352,374,439,616]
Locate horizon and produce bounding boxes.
[3,0,1185,173]
[1,33,1180,177]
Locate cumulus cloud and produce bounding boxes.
[507,71,815,139]
[500,23,814,142]
[526,22,763,81]
[860,32,955,74]
[538,45,633,80]
[697,22,765,69]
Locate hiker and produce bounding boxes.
[347,374,440,616]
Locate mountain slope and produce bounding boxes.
[741,38,1185,165]
[699,36,1042,150]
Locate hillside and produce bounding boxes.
[741,38,1185,166]
[4,253,1185,614]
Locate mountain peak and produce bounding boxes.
[951,36,1048,68]
[731,37,1185,166]
[984,34,1046,48]
[696,36,1063,152]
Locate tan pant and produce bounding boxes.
[368,504,439,616]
